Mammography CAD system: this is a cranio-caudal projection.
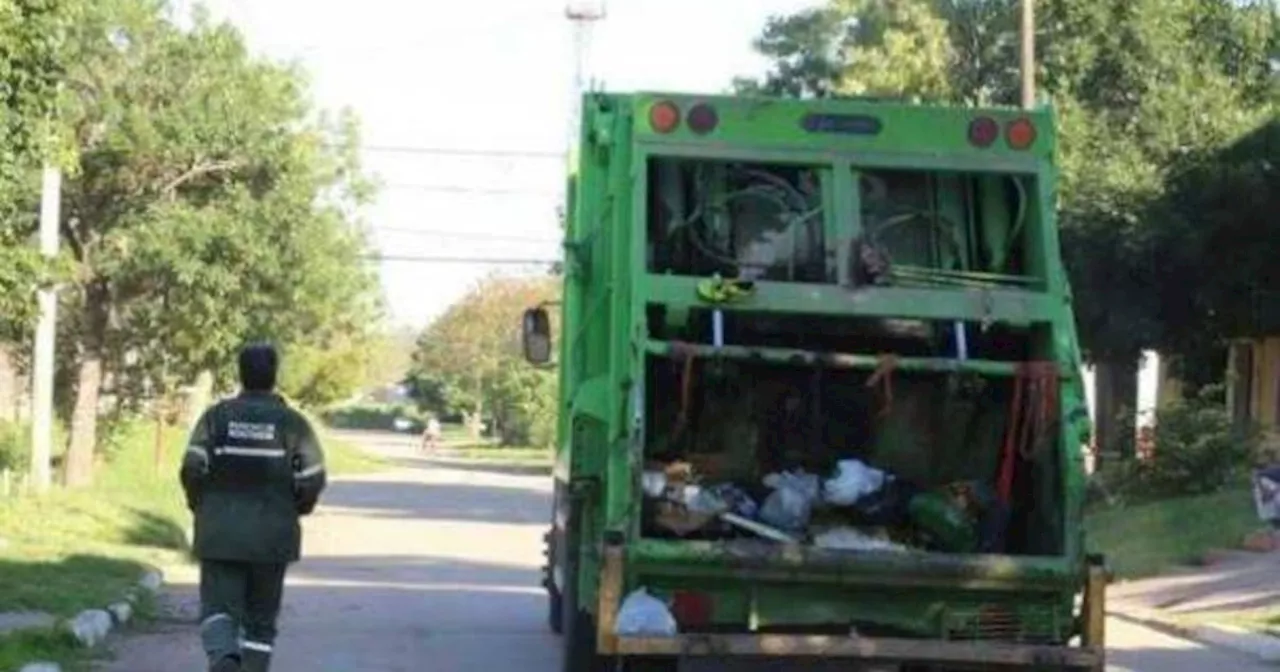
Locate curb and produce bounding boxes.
[16,567,164,672]
[1110,607,1280,662]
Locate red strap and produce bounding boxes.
[997,364,1026,503]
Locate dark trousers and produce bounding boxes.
[199,560,288,671]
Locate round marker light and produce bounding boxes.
[649,100,680,134]
[687,103,719,135]
[1006,118,1037,150]
[968,116,999,148]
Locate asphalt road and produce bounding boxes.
[98,431,1272,671]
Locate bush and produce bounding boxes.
[0,421,27,471]
[1103,386,1259,501]
[487,366,556,449]
[0,420,69,473]
[321,402,426,433]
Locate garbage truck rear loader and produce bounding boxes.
[522,92,1105,671]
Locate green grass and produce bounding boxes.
[1180,607,1280,635]
[439,445,552,466]
[0,629,89,671]
[0,420,187,667]
[323,433,389,474]
[1085,486,1259,579]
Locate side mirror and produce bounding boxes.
[522,306,553,365]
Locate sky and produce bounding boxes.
[185,0,823,330]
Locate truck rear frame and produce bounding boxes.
[525,91,1105,671]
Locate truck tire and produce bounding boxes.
[544,527,564,635]
[554,480,676,672]
[547,479,574,636]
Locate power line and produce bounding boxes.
[368,254,561,265]
[359,144,565,160]
[378,183,559,197]
[370,227,560,244]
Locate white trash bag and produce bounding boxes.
[759,469,821,532]
[615,588,679,636]
[822,459,888,507]
[813,526,908,553]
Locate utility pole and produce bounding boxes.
[564,1,606,167]
[1020,0,1036,109]
[30,165,60,493]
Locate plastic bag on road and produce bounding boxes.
[615,588,678,636]
[822,459,888,506]
[759,469,821,532]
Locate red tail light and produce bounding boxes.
[687,103,719,135]
[649,100,680,134]
[1006,118,1037,150]
[670,590,713,627]
[968,117,999,148]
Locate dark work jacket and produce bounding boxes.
[179,391,327,563]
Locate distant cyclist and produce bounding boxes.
[420,417,442,453]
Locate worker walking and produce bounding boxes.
[180,343,328,672]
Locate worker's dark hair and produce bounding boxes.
[238,343,279,392]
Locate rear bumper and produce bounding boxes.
[597,544,1106,670]
[602,633,1103,669]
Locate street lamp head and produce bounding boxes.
[565,0,606,20]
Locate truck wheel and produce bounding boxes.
[558,480,611,672]
[545,527,564,635]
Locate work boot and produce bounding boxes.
[242,648,272,672]
[210,655,242,672]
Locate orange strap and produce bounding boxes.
[998,362,1061,503]
[671,342,698,439]
[866,354,898,419]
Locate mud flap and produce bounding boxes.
[1081,553,1107,671]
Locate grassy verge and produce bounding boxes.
[1189,608,1280,635]
[0,417,385,667]
[0,629,86,671]
[1085,486,1259,580]
[436,445,551,466]
[323,432,389,474]
[0,420,187,668]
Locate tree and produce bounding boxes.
[0,0,84,335]
[52,0,382,485]
[739,0,1278,461]
[412,274,560,446]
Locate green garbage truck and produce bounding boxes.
[521,91,1106,671]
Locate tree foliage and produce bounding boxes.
[738,0,1278,365]
[411,274,560,448]
[37,0,384,484]
[0,0,84,330]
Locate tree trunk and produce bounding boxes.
[65,289,109,488]
[1094,358,1139,467]
[467,402,484,441]
[65,354,103,487]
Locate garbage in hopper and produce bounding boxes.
[641,452,1003,555]
[615,587,679,636]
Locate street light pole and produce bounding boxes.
[30,165,60,493]
[564,1,606,165]
[1020,0,1036,109]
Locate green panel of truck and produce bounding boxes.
[524,91,1106,672]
